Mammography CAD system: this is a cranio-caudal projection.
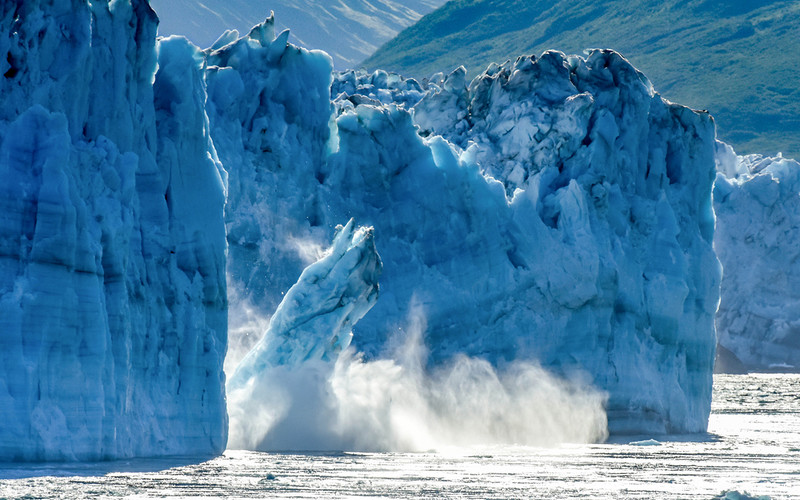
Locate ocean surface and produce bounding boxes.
[1,374,798,499]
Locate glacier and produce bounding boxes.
[211,17,720,435]
[714,143,800,372]
[0,1,227,461]
[1,1,732,461]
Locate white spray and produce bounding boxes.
[226,303,608,452]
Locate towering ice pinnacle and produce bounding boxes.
[212,16,721,436]
[228,219,381,389]
[0,1,228,461]
[226,220,382,450]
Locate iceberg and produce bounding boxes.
[0,1,227,461]
[714,143,800,371]
[211,18,720,436]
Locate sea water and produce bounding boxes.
[1,374,798,499]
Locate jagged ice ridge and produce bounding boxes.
[4,1,776,461]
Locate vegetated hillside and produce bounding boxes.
[364,0,800,158]
[150,0,446,69]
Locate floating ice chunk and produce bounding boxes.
[713,491,773,500]
[629,439,662,446]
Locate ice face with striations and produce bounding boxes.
[213,18,720,435]
[0,1,227,461]
[714,143,800,371]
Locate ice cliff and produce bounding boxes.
[1,1,727,460]
[714,144,800,372]
[213,18,720,435]
[0,1,227,461]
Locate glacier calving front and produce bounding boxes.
[212,19,720,435]
[1,1,726,461]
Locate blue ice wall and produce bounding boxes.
[0,1,227,461]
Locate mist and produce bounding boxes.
[226,304,609,452]
[224,283,272,375]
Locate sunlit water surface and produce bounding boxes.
[1,374,798,499]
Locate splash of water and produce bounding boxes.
[224,283,271,375]
[226,306,608,452]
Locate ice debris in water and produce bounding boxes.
[628,439,662,446]
[713,491,772,500]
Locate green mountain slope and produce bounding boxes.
[363,0,800,158]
